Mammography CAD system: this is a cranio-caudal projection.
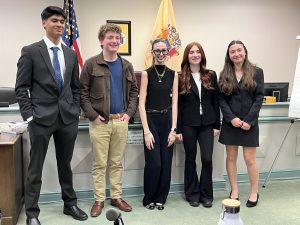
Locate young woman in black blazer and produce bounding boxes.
[218,40,264,208]
[177,42,220,208]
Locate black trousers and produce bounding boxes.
[143,111,173,206]
[25,116,78,218]
[182,125,214,202]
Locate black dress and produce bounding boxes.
[218,67,264,147]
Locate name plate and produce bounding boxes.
[127,130,144,145]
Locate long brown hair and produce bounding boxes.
[219,40,256,95]
[179,42,214,94]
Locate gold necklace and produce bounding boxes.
[154,65,166,82]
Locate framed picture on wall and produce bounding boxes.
[106,20,131,55]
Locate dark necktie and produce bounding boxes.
[51,47,63,94]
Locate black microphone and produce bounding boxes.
[106,208,124,225]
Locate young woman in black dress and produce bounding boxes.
[218,40,264,207]
[139,39,178,210]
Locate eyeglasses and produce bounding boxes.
[152,49,168,55]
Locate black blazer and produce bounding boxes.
[15,40,80,126]
[177,71,220,133]
[218,67,264,126]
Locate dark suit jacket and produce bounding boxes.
[218,67,264,126]
[15,40,80,126]
[177,71,220,133]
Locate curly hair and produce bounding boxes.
[98,23,122,41]
[179,42,214,94]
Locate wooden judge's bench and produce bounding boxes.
[0,133,24,225]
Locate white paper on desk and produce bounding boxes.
[289,45,300,118]
[0,122,28,134]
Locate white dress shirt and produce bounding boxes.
[43,36,66,81]
[192,72,203,115]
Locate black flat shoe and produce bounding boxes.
[155,203,164,210]
[63,205,88,221]
[201,200,213,208]
[189,201,200,207]
[145,202,155,210]
[229,190,239,200]
[246,193,259,208]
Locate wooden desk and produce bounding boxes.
[0,133,24,225]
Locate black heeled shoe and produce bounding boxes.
[229,191,239,200]
[246,193,259,208]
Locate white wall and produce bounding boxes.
[1,0,300,95]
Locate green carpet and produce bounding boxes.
[17,180,300,225]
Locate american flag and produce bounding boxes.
[61,0,83,70]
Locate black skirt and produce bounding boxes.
[219,119,259,147]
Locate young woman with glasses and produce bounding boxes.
[139,38,178,210]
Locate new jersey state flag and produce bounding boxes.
[144,0,182,72]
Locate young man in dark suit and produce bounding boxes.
[15,6,88,225]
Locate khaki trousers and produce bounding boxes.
[89,119,128,201]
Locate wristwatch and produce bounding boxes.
[170,127,177,132]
